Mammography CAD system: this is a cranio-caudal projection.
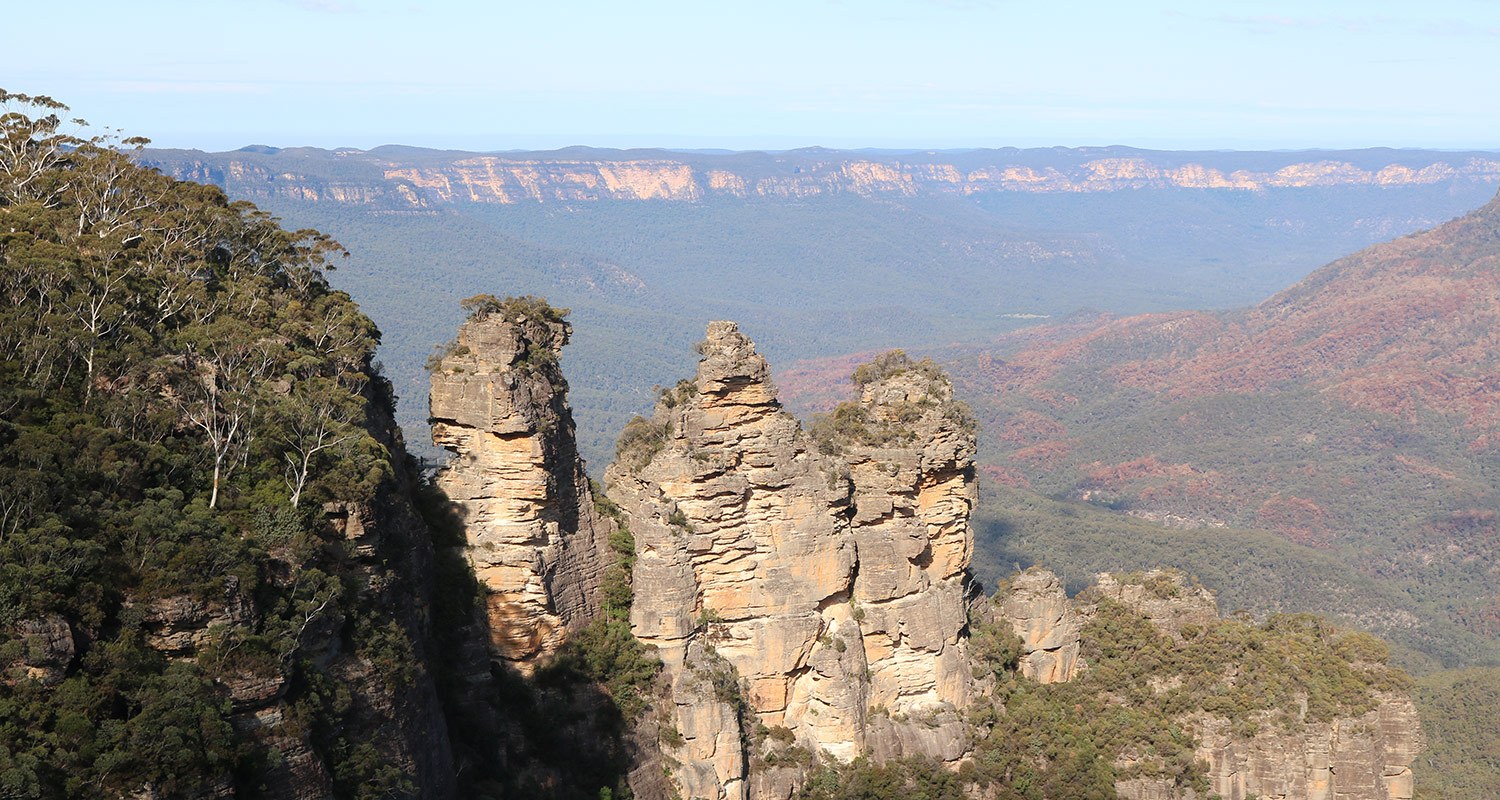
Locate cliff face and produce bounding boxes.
[143,147,1500,209]
[996,570,1082,683]
[998,569,1423,800]
[428,307,613,673]
[604,323,977,800]
[1178,696,1422,800]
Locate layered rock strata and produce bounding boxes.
[429,307,613,673]
[147,149,1500,208]
[1177,696,1422,800]
[605,323,977,800]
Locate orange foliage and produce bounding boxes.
[1010,440,1072,467]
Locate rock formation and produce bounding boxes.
[428,302,614,673]
[1091,570,1220,635]
[996,569,1423,800]
[605,323,978,800]
[2,615,75,686]
[1175,695,1422,800]
[414,308,1426,800]
[996,569,1082,683]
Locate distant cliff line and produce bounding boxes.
[140,145,1500,207]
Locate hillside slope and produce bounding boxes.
[940,191,1500,668]
[0,91,455,798]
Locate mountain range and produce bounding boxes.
[137,145,1500,469]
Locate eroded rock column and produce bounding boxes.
[429,305,613,674]
[606,323,981,799]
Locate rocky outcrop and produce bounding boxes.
[1091,570,1219,636]
[428,304,614,673]
[841,356,976,763]
[1004,569,1423,800]
[1174,693,1422,800]
[605,323,978,800]
[996,569,1081,683]
[136,577,256,657]
[2,615,75,686]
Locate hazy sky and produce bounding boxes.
[6,0,1499,152]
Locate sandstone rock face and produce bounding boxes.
[137,577,255,658]
[841,362,976,764]
[997,570,1081,683]
[1175,693,1423,800]
[429,308,614,673]
[606,323,978,800]
[1091,570,1219,635]
[1014,569,1423,800]
[3,615,75,686]
[149,150,1500,209]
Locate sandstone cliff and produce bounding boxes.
[996,569,1423,800]
[996,569,1082,683]
[428,300,614,673]
[604,324,978,800]
[143,147,1500,209]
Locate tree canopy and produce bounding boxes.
[0,89,410,798]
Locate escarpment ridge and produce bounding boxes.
[141,145,1500,207]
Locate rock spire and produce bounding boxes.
[605,322,979,800]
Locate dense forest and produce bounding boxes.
[0,89,440,797]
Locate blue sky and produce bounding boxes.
[6,0,1499,151]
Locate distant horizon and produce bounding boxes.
[149,140,1500,157]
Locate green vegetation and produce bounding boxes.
[966,607,1025,679]
[1078,600,1409,734]
[547,490,660,723]
[971,485,1498,672]
[966,588,1404,798]
[810,350,975,453]
[797,757,966,800]
[459,292,569,326]
[850,350,947,388]
[426,294,570,374]
[615,415,673,471]
[0,90,423,796]
[1413,667,1500,800]
[655,378,698,409]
